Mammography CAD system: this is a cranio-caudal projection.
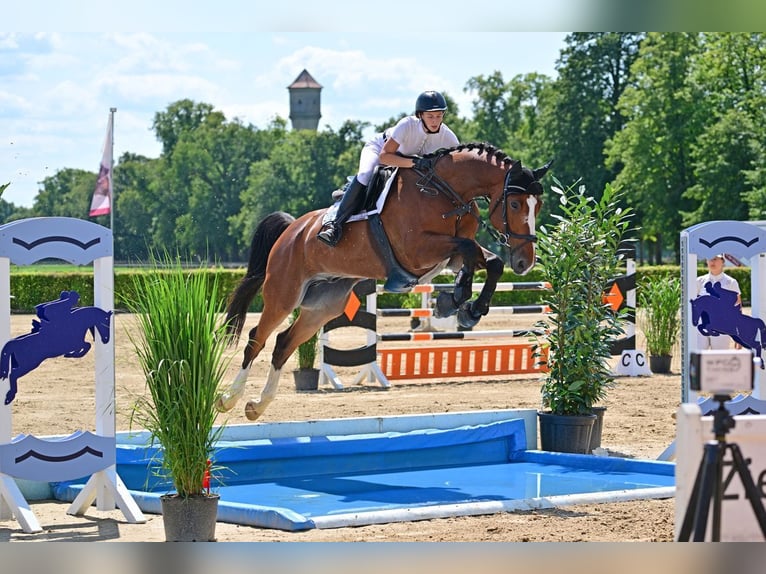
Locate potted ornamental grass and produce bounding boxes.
[535,180,633,454]
[290,308,320,391]
[127,254,232,542]
[638,275,682,374]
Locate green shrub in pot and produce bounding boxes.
[534,181,633,453]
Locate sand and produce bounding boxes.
[1,312,681,542]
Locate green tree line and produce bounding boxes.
[2,33,764,265]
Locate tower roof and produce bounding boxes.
[288,69,322,90]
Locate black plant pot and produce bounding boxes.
[589,406,607,452]
[161,493,219,542]
[649,354,672,374]
[538,412,596,454]
[292,368,320,391]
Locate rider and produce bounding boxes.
[317,90,460,247]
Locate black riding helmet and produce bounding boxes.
[415,91,448,117]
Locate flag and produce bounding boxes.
[89,112,113,217]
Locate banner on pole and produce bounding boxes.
[89,113,113,217]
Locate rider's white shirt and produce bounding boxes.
[696,271,740,297]
[383,115,459,156]
[357,116,459,185]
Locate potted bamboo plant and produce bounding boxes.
[638,275,682,374]
[290,309,320,391]
[128,255,231,542]
[535,181,633,454]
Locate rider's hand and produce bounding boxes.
[412,156,432,171]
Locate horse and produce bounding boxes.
[218,142,551,420]
[1,291,112,405]
[690,282,766,367]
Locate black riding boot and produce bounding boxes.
[317,177,367,247]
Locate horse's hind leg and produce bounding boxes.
[243,314,324,421]
[244,281,355,421]
[216,286,300,413]
[216,322,269,412]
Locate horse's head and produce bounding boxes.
[488,158,551,275]
[690,297,702,325]
[95,310,113,343]
[413,143,551,275]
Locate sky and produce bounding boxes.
[0,30,568,208]
[5,0,763,210]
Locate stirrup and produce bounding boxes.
[317,224,341,247]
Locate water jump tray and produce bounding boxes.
[52,410,674,531]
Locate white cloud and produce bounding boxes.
[0,31,566,207]
[97,73,224,104]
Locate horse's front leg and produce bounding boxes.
[434,238,481,319]
[457,248,503,329]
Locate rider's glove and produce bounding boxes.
[412,156,433,172]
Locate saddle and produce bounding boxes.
[330,166,397,212]
[326,166,418,293]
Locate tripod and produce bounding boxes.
[678,394,766,541]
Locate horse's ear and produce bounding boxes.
[533,159,554,180]
[509,160,522,175]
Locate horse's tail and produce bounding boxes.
[225,211,296,340]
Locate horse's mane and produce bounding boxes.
[422,142,516,168]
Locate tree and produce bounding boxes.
[233,121,364,254]
[32,168,98,219]
[464,71,514,147]
[152,99,224,157]
[146,101,277,260]
[541,33,643,206]
[172,118,268,261]
[685,33,766,224]
[112,152,160,261]
[0,183,31,223]
[606,33,703,263]
[464,71,553,164]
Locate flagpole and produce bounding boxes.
[109,107,116,233]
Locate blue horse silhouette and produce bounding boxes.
[1,291,112,405]
[690,281,766,368]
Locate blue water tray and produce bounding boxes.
[52,418,674,531]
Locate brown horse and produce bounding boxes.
[218,142,551,420]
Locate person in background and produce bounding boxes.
[317,90,459,247]
[696,253,741,349]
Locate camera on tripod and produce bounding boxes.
[689,349,755,394]
[680,348,766,541]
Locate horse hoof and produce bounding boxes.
[456,302,482,329]
[215,393,238,413]
[434,292,457,318]
[245,400,262,421]
[4,394,13,406]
